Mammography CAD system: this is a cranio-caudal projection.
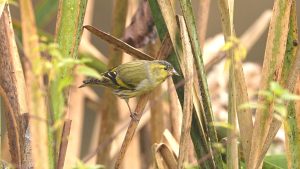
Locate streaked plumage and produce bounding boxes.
[79,60,179,120]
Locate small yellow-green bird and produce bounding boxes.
[79,60,179,120]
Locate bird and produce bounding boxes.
[79,60,179,120]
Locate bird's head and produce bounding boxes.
[156,60,180,76]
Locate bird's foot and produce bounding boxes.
[130,112,139,121]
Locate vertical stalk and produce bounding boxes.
[148,0,216,168]
[248,0,293,168]
[179,0,223,167]
[280,1,299,168]
[217,0,239,168]
[19,0,49,167]
[54,0,88,167]
[177,15,194,169]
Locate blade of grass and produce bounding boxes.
[148,0,183,85]
[234,61,253,164]
[179,0,224,167]
[0,4,24,168]
[64,2,95,166]
[261,49,300,169]
[217,0,239,168]
[153,143,178,169]
[2,4,34,167]
[163,129,179,157]
[177,15,194,169]
[19,0,50,167]
[55,0,88,63]
[148,0,215,168]
[297,78,300,134]
[248,0,293,168]
[54,0,88,168]
[154,0,182,59]
[263,1,299,168]
[292,77,300,168]
[227,63,239,169]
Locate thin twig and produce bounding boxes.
[114,94,150,169]
[56,120,72,169]
[177,15,194,169]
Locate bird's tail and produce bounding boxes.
[78,78,103,88]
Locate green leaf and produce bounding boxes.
[35,0,59,27]
[79,53,107,74]
[0,0,18,6]
[221,41,234,51]
[210,122,233,130]
[270,81,285,96]
[259,90,274,101]
[281,92,300,101]
[73,159,104,169]
[57,58,82,68]
[274,104,287,118]
[76,65,102,78]
[263,155,288,169]
[185,165,200,169]
[239,102,266,110]
[56,75,73,92]
[212,143,225,153]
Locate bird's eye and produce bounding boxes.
[164,66,168,70]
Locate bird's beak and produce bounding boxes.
[78,84,86,88]
[172,69,180,76]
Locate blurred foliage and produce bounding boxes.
[240,81,300,120]
[35,0,59,27]
[221,36,247,70]
[1,0,299,168]
[73,160,104,169]
[37,38,101,121]
[263,154,288,169]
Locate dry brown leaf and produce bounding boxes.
[153,143,178,169]
[121,0,157,48]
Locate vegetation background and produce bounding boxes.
[1,0,300,169]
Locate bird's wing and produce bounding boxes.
[115,60,149,90]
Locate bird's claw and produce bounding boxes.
[130,112,139,121]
